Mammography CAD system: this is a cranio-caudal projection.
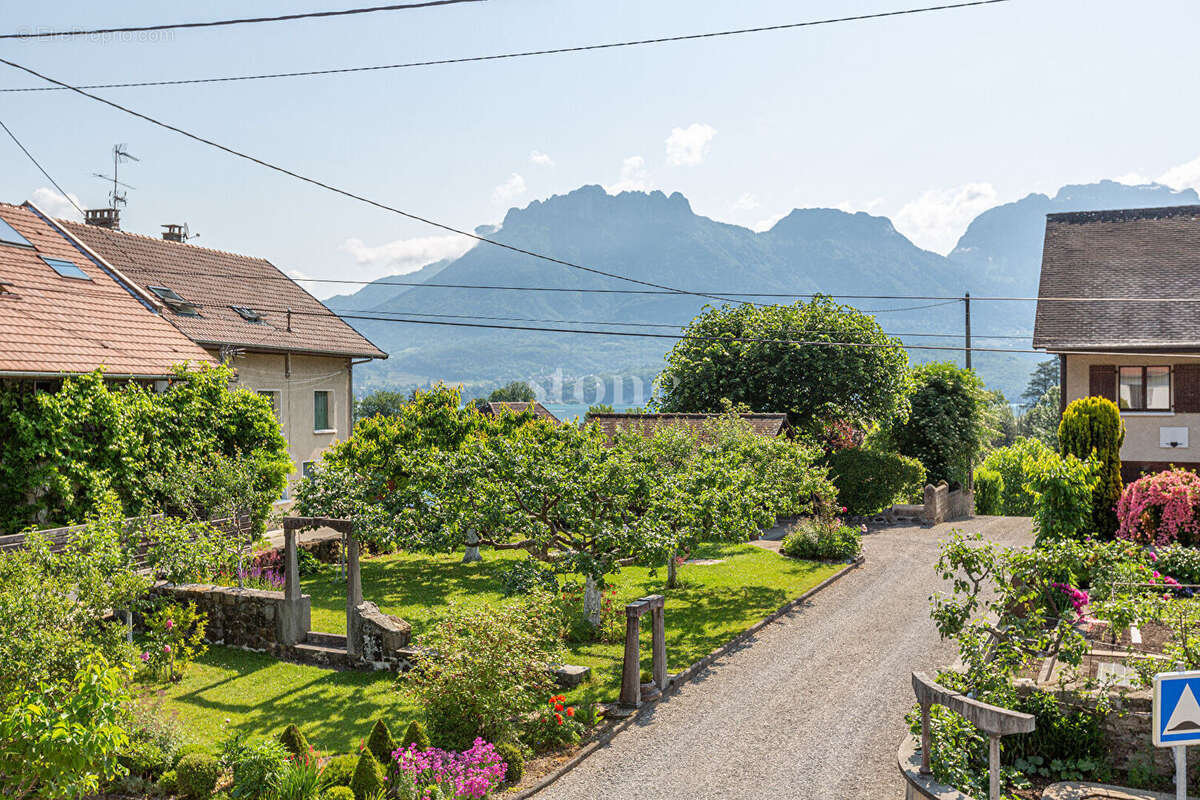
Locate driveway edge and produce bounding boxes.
[511,554,865,799]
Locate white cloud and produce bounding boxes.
[834,197,884,214]
[751,212,787,233]
[1158,155,1200,192]
[1115,171,1151,186]
[893,182,1000,254]
[665,123,717,166]
[732,192,760,211]
[340,234,475,273]
[529,150,555,167]
[30,187,83,221]
[605,156,651,193]
[491,173,527,205]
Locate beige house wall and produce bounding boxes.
[212,349,353,495]
[1063,352,1200,465]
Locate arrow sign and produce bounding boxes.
[1155,670,1200,747]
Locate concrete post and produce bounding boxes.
[346,531,363,659]
[919,702,931,775]
[649,596,667,690]
[284,528,301,602]
[278,528,307,645]
[988,734,1000,800]
[619,603,645,708]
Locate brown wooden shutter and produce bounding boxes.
[1176,365,1200,412]
[1089,364,1116,401]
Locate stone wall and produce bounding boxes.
[353,601,419,670]
[922,483,975,525]
[150,582,309,655]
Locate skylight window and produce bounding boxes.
[147,285,200,316]
[231,305,265,323]
[0,218,33,249]
[42,257,91,281]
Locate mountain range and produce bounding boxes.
[327,180,1200,404]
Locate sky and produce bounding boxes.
[2,0,1200,298]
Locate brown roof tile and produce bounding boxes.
[1034,205,1200,350]
[481,401,560,422]
[584,412,789,440]
[0,203,217,377]
[60,221,386,360]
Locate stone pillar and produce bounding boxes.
[649,595,667,690]
[619,600,646,708]
[346,531,364,659]
[278,528,307,645]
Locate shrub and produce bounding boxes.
[139,600,208,682]
[176,752,220,800]
[887,362,991,487]
[401,596,564,751]
[390,739,507,799]
[973,467,1004,515]
[319,753,358,788]
[824,447,925,515]
[323,787,356,800]
[119,695,185,780]
[493,741,524,785]
[1155,544,1200,585]
[781,519,863,562]
[276,751,322,800]
[1027,451,1099,545]
[279,724,310,758]
[157,768,177,795]
[1116,469,1200,547]
[522,695,584,753]
[1059,396,1124,538]
[400,721,431,752]
[498,558,559,596]
[225,737,290,800]
[350,752,384,800]
[974,437,1057,517]
[365,719,396,765]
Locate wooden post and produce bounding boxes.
[346,531,363,659]
[919,702,932,775]
[649,596,667,690]
[619,600,648,708]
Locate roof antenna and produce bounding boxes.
[87,144,138,229]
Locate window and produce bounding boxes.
[232,305,265,323]
[314,391,331,431]
[147,285,200,316]
[302,461,315,479]
[257,390,281,421]
[1118,366,1171,411]
[0,218,32,248]
[41,256,91,280]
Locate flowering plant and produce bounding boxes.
[522,694,584,753]
[557,582,621,643]
[139,601,207,682]
[1117,469,1200,546]
[390,738,507,800]
[216,548,286,591]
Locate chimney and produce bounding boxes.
[84,208,120,229]
[161,223,188,242]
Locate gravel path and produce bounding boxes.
[535,516,1033,800]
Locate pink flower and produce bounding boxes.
[140,651,150,662]
[163,644,171,654]
[165,619,175,630]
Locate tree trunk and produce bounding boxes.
[584,574,602,626]
[667,553,678,589]
[462,529,482,563]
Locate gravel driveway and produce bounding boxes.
[535,516,1033,800]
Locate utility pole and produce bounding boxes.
[964,292,972,371]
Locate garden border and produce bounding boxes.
[507,554,866,799]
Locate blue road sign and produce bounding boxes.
[1155,670,1200,747]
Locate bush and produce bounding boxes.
[323,787,355,800]
[400,720,431,752]
[1155,544,1200,585]
[522,694,584,753]
[1027,452,1099,545]
[1059,396,1124,538]
[157,768,177,795]
[973,467,1004,515]
[119,695,185,780]
[493,741,524,785]
[498,558,559,596]
[974,437,1056,517]
[176,752,220,800]
[225,737,290,800]
[1116,469,1200,547]
[139,600,208,682]
[349,752,384,800]
[318,753,357,788]
[824,447,925,515]
[365,719,396,765]
[275,751,321,800]
[279,724,310,758]
[781,519,862,561]
[887,362,991,487]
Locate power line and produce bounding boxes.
[0,0,483,41]
[0,118,85,215]
[0,58,753,309]
[0,1,1013,89]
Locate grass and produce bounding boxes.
[156,541,842,753]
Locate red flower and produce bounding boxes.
[554,703,564,711]
[555,714,564,725]
[566,707,575,717]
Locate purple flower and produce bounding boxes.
[140,651,150,663]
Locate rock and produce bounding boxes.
[554,664,591,688]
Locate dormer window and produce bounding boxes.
[147,285,200,316]
[231,305,265,324]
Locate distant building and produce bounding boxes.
[1034,204,1200,481]
[57,217,386,495]
[0,201,215,381]
[479,401,561,423]
[583,412,790,440]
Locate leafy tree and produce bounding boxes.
[885,362,992,488]
[1021,358,1060,408]
[984,390,1018,450]
[1018,386,1060,448]
[586,403,614,415]
[354,390,409,422]
[1058,396,1124,538]
[488,381,536,403]
[655,298,911,435]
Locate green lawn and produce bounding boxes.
[158,542,841,753]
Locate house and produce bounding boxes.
[55,217,387,494]
[479,401,560,422]
[584,412,790,440]
[0,201,216,381]
[1033,204,1200,481]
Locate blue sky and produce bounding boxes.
[3,0,1199,297]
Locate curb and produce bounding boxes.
[509,554,866,799]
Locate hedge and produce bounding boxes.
[825,447,926,515]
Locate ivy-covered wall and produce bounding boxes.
[0,364,291,533]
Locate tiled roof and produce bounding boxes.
[482,401,560,422]
[0,203,216,377]
[1034,205,1200,350]
[584,412,789,439]
[61,221,386,360]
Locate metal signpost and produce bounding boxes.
[1154,669,1200,800]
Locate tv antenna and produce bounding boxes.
[92,143,139,210]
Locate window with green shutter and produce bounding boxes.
[314,391,330,431]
